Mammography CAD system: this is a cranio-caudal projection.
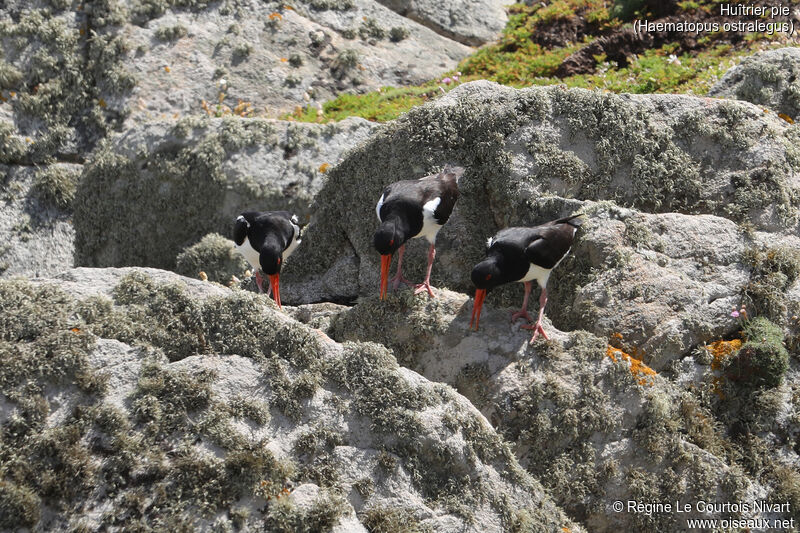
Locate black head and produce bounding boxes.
[259,241,284,276]
[471,258,505,291]
[233,214,250,246]
[373,220,406,256]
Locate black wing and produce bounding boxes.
[524,222,578,269]
[431,165,463,225]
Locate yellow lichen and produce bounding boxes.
[606,344,657,386]
[706,338,742,398]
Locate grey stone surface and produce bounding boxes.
[100,0,472,124]
[73,116,379,270]
[709,47,800,120]
[375,0,508,46]
[0,164,77,279]
[282,81,800,306]
[0,267,580,532]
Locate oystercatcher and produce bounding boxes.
[232,210,301,308]
[374,164,464,299]
[470,214,584,342]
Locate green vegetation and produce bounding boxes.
[1,272,570,530]
[724,317,788,389]
[175,232,248,284]
[154,23,188,41]
[285,0,794,123]
[31,164,79,211]
[742,246,800,323]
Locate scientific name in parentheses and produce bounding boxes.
[634,19,793,35]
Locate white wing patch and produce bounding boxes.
[418,197,442,243]
[235,238,260,270]
[486,236,494,249]
[375,194,385,222]
[283,222,302,259]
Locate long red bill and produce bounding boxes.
[470,289,486,330]
[379,254,392,300]
[269,273,281,309]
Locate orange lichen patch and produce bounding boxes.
[319,162,331,173]
[562,528,572,533]
[778,113,795,124]
[70,327,81,333]
[707,339,742,371]
[98,98,106,108]
[164,66,171,73]
[269,12,282,20]
[706,339,741,398]
[233,100,253,116]
[279,57,288,62]
[606,345,657,386]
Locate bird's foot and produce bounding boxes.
[390,275,415,290]
[511,310,532,323]
[255,271,264,294]
[521,321,549,343]
[414,281,436,298]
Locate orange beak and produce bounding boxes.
[269,273,281,309]
[470,289,486,330]
[379,254,392,300]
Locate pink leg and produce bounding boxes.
[521,287,549,342]
[511,282,533,323]
[390,244,414,289]
[414,244,436,298]
[254,271,272,297]
[255,271,264,293]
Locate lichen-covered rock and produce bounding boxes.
[317,287,799,531]
[282,81,800,304]
[0,267,579,532]
[709,47,800,120]
[74,116,378,270]
[0,164,78,278]
[375,0,507,46]
[96,0,471,124]
[175,232,249,284]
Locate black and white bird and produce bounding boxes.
[470,214,583,342]
[232,210,301,308]
[374,164,464,299]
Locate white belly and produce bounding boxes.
[520,247,571,287]
[283,223,301,259]
[235,239,261,270]
[416,197,442,243]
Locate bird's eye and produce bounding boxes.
[277,258,281,265]
[486,274,491,280]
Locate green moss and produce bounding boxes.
[360,506,432,533]
[0,481,41,529]
[773,466,800,523]
[742,246,800,323]
[175,232,248,284]
[74,119,305,270]
[31,164,79,211]
[389,26,409,42]
[155,24,188,41]
[228,394,270,425]
[359,18,386,40]
[724,317,788,389]
[131,360,215,437]
[263,490,348,532]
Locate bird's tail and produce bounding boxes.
[441,164,465,183]
[554,213,585,227]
